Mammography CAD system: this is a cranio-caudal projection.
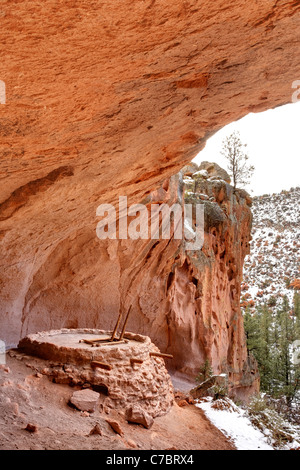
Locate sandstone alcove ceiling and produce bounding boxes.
[0,1,300,396]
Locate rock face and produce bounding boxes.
[18,164,259,400]
[1,2,298,397]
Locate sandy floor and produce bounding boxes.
[0,353,235,450]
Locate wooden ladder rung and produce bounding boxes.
[91,361,112,371]
[79,337,110,344]
[130,358,144,366]
[92,340,127,347]
[150,352,173,359]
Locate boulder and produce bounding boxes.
[89,423,102,436]
[106,419,124,436]
[199,162,231,184]
[190,375,228,399]
[25,423,38,433]
[125,405,154,429]
[69,389,100,413]
[177,399,189,407]
[181,163,199,177]
[193,169,209,179]
[235,188,252,206]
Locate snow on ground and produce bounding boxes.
[196,398,274,451]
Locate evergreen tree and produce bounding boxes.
[195,359,213,383]
[243,307,261,353]
[259,305,274,393]
[271,296,299,404]
[277,298,293,398]
[244,305,274,392]
[243,296,300,404]
[294,292,300,337]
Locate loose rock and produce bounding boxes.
[25,423,38,433]
[89,423,102,436]
[125,406,154,429]
[69,389,100,413]
[106,419,124,436]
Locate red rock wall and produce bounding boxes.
[1,0,299,395]
[5,171,259,398]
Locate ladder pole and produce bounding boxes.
[119,305,132,341]
[110,311,123,342]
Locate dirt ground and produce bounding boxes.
[0,353,235,450]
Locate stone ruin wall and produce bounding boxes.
[17,328,174,418]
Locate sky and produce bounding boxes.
[193,101,300,196]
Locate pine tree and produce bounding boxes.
[244,296,300,405]
[275,297,295,402]
[294,292,300,337]
[195,359,213,383]
[258,305,274,393]
[244,305,273,392]
[243,307,261,353]
[221,131,255,189]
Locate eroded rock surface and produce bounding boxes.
[1,1,298,398]
[15,164,259,400]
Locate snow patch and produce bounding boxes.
[196,398,274,451]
